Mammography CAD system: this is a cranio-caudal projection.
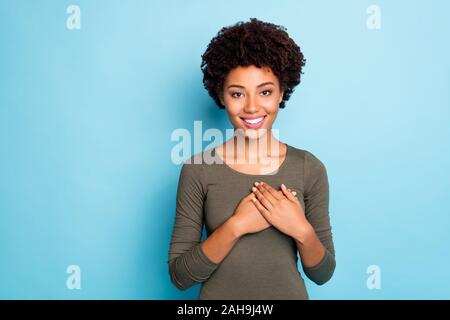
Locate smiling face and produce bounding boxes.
[220,65,284,139]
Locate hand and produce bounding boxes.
[251,181,312,239]
[228,192,271,237]
[228,186,299,237]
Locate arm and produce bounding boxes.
[294,224,326,269]
[167,161,242,291]
[200,217,243,264]
[298,151,336,285]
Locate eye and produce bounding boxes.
[231,92,243,98]
[260,90,272,96]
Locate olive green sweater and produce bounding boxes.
[168,144,336,299]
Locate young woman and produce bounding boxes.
[168,18,336,299]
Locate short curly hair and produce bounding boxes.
[201,18,306,109]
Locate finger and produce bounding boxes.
[281,183,298,202]
[251,196,272,218]
[256,182,278,205]
[261,182,283,200]
[252,186,274,210]
[243,192,256,201]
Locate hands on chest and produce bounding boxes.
[229,181,311,239]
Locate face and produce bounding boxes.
[220,65,284,140]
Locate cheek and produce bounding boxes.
[262,100,280,116]
[260,95,281,111]
[225,100,244,116]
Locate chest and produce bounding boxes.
[223,160,286,175]
[202,173,305,234]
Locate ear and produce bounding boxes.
[279,90,284,104]
[217,88,225,107]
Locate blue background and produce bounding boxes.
[1,0,449,299]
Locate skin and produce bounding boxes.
[217,65,285,174]
[201,65,326,269]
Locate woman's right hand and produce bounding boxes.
[228,186,298,237]
[228,192,271,237]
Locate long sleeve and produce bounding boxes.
[168,159,219,290]
[301,151,336,285]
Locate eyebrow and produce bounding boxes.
[226,81,275,90]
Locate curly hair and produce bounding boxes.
[200,18,306,109]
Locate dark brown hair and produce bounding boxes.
[201,18,306,109]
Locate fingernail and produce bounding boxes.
[252,187,257,192]
[260,181,264,185]
[281,183,286,189]
[293,191,297,196]
[254,182,259,186]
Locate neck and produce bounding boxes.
[224,129,283,165]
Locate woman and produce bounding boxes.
[168,18,336,299]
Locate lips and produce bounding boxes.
[240,115,267,129]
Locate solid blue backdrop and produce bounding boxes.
[1,0,449,299]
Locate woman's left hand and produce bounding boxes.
[251,181,312,239]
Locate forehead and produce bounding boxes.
[224,65,279,86]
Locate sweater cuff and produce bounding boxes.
[303,249,336,285]
[170,243,219,290]
[196,242,220,268]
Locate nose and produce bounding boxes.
[243,93,258,114]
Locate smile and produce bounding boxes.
[240,115,267,129]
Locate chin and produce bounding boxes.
[235,127,269,140]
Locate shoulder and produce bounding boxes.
[178,149,212,184]
[287,145,328,186]
[288,145,326,169]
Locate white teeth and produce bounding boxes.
[243,117,264,124]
